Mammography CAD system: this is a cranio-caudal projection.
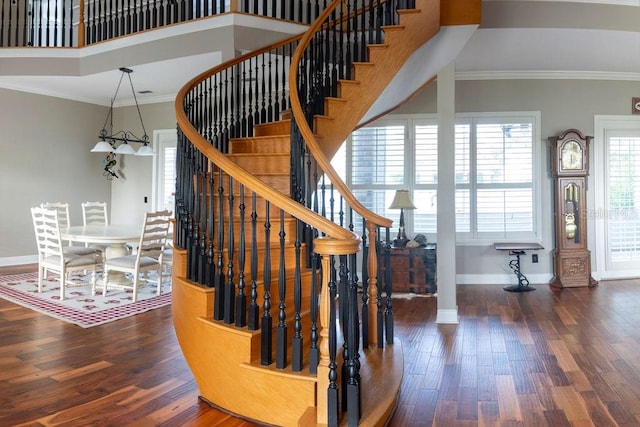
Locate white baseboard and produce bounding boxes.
[0,255,38,267]
[436,308,459,324]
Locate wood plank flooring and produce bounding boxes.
[2,273,640,426]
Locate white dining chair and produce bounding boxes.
[41,202,72,246]
[101,210,172,302]
[81,201,110,259]
[31,207,101,300]
[81,201,109,226]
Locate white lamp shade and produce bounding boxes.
[91,140,114,152]
[389,190,416,210]
[135,144,155,156]
[114,143,136,155]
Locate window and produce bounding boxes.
[337,113,540,243]
[153,130,177,214]
[605,131,640,264]
[456,115,539,241]
[593,115,640,278]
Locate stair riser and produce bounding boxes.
[254,120,291,136]
[227,153,290,174]
[209,244,310,279]
[230,136,291,154]
[197,172,291,195]
[189,217,299,245]
[196,194,296,221]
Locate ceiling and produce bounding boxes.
[0,0,637,107]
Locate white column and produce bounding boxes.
[436,61,458,324]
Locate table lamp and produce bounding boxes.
[389,190,416,247]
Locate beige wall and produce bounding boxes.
[0,88,111,262]
[108,102,175,227]
[395,79,637,283]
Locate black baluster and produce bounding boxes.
[308,252,319,374]
[132,0,138,32]
[45,0,50,46]
[327,255,339,426]
[346,252,361,424]
[198,157,208,284]
[248,192,259,330]
[189,152,201,283]
[276,209,287,369]
[235,184,247,327]
[185,148,195,281]
[108,0,114,38]
[261,201,272,365]
[240,61,247,137]
[126,0,132,34]
[213,169,225,320]
[205,161,215,288]
[379,227,390,347]
[157,0,163,26]
[2,0,8,46]
[292,218,303,372]
[361,219,369,349]
[224,177,235,324]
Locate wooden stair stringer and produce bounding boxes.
[173,275,317,427]
[313,0,442,160]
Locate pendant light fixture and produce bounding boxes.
[90,67,155,156]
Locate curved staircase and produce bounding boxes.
[172,0,480,425]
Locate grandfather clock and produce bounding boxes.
[549,129,597,288]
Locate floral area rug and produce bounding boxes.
[0,271,171,328]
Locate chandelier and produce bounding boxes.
[90,67,154,156]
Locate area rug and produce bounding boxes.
[390,292,437,299]
[0,272,171,328]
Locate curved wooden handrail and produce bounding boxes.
[288,0,393,230]
[175,35,359,244]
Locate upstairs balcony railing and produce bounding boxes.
[0,0,322,48]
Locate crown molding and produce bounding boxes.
[456,70,640,81]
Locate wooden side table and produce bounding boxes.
[378,244,437,294]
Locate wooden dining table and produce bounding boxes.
[60,224,141,286]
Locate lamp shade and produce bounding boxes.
[389,190,416,210]
[114,143,136,155]
[91,140,114,152]
[135,144,155,156]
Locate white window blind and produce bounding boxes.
[414,124,438,233]
[455,118,535,240]
[607,133,640,262]
[349,124,406,228]
[340,113,539,243]
[159,146,177,213]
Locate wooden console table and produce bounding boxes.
[494,242,544,292]
[378,244,437,294]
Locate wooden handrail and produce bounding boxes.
[288,0,393,230]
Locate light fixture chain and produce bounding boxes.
[127,71,149,141]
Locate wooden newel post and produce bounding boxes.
[314,235,360,426]
[366,222,379,347]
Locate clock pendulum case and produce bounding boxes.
[549,129,598,288]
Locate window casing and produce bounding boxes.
[336,112,541,244]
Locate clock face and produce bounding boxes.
[561,140,583,170]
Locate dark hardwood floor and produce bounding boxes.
[2,271,640,426]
